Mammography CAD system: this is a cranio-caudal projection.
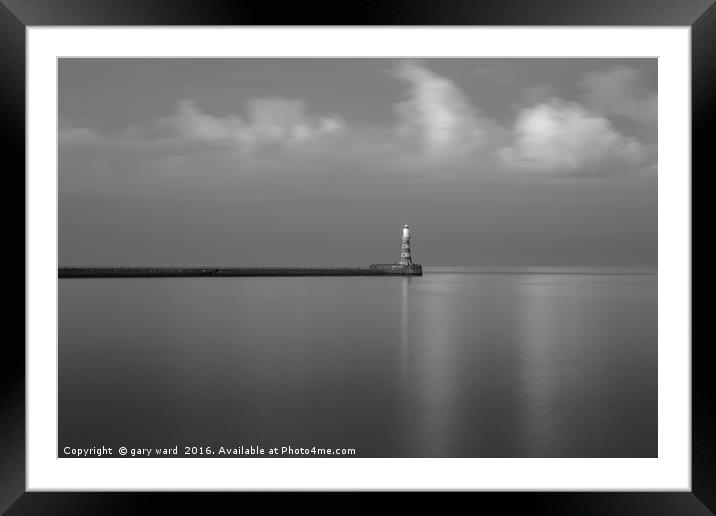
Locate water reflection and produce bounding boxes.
[517,276,564,456]
[59,269,657,457]
[410,275,462,457]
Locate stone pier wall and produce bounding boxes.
[59,265,423,278]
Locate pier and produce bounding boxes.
[58,265,422,278]
[59,224,422,278]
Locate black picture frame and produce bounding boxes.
[2,0,708,513]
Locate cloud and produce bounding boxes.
[111,97,344,156]
[154,99,243,142]
[244,98,345,149]
[581,66,657,126]
[59,61,655,180]
[497,99,647,173]
[59,61,497,174]
[392,60,490,160]
[58,123,104,145]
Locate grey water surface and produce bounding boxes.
[59,267,657,457]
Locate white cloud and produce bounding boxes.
[392,60,489,159]
[111,97,344,156]
[162,99,243,142]
[581,66,657,126]
[59,63,655,180]
[245,98,344,148]
[498,99,647,173]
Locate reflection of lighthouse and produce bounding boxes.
[399,224,413,266]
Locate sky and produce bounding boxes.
[58,58,657,266]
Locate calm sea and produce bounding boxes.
[59,267,657,457]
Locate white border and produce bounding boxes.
[27,27,691,491]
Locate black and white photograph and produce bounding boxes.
[56,57,659,459]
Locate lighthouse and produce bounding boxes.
[399,224,412,266]
[367,224,421,275]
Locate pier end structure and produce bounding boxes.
[368,263,423,275]
[368,223,422,274]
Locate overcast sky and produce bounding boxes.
[59,58,657,266]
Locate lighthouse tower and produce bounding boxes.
[399,224,413,266]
